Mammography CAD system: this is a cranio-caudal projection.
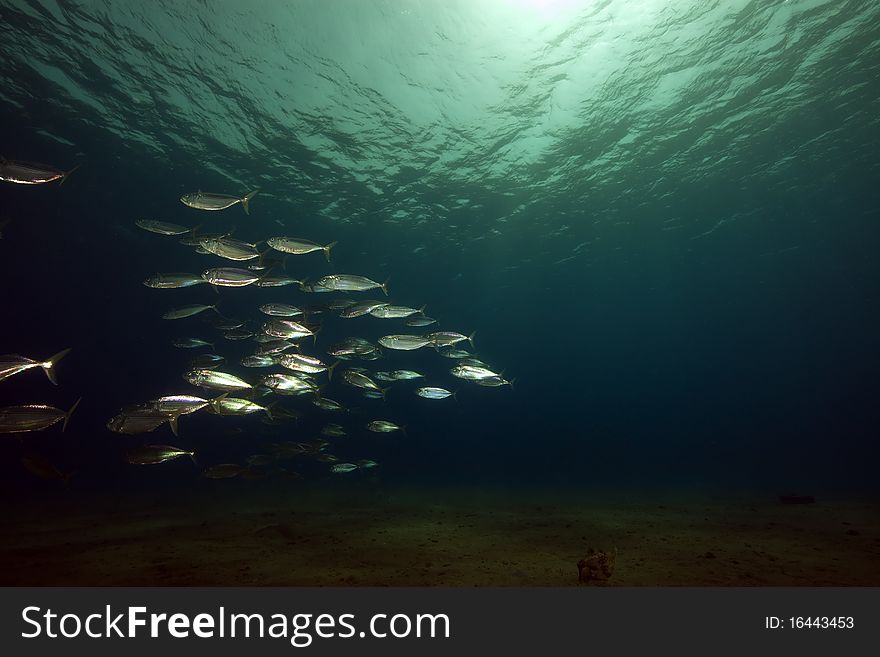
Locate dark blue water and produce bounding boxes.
[1,0,879,502]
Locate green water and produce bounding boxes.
[0,0,878,492]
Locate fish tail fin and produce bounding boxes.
[418,304,427,314]
[209,391,230,412]
[259,248,277,269]
[189,223,203,236]
[241,189,259,214]
[168,414,180,437]
[327,360,339,382]
[323,240,338,262]
[467,330,477,349]
[42,347,72,385]
[381,276,390,296]
[62,397,82,432]
[380,386,391,401]
[188,451,198,467]
[453,389,459,402]
[401,424,408,437]
[63,470,76,486]
[59,163,81,186]
[508,377,516,391]
[263,406,274,421]
[298,277,310,292]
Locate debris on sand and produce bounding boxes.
[577,547,616,585]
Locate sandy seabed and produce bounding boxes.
[1,482,878,586]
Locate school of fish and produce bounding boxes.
[2,161,513,483]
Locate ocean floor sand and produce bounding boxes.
[1,483,877,586]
